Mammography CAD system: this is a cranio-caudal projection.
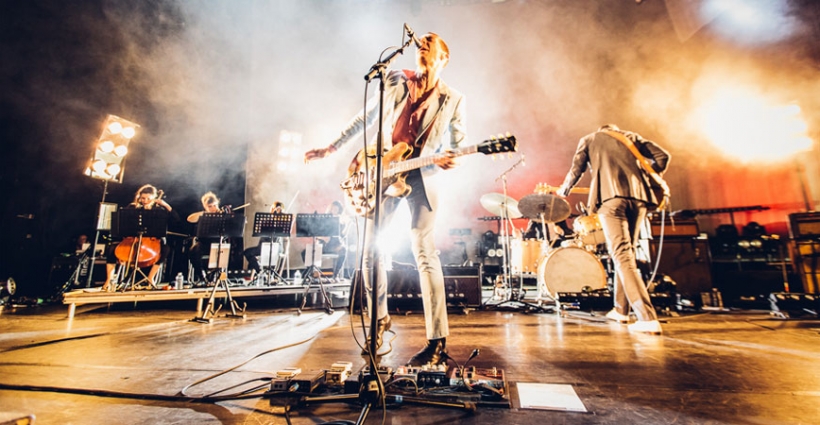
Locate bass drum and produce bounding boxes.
[537,247,606,300]
[510,238,547,275]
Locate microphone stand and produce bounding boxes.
[360,37,413,424]
[494,156,524,303]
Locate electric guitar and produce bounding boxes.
[341,134,517,216]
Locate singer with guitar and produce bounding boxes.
[305,31,464,366]
[557,124,670,335]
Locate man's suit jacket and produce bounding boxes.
[561,130,670,212]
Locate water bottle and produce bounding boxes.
[293,270,302,286]
[175,272,184,290]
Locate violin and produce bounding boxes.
[114,190,166,268]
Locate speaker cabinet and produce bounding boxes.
[385,266,482,310]
[648,238,713,299]
[789,240,820,293]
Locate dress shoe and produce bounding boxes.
[605,309,630,324]
[407,338,447,366]
[628,320,662,335]
[361,315,392,355]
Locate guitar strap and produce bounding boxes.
[603,130,660,178]
[603,130,670,208]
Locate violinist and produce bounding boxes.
[102,184,175,291]
[188,191,222,283]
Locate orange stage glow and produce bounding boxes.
[694,87,812,163]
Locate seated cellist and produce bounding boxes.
[102,184,175,291]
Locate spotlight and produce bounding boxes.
[84,114,139,183]
[99,140,115,153]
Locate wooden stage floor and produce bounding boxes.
[0,295,818,424]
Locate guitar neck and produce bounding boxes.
[387,145,477,176]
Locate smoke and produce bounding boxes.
[5,0,818,261]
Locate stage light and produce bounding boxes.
[121,126,136,139]
[702,0,797,45]
[106,163,121,176]
[84,114,139,183]
[694,89,812,162]
[108,121,123,134]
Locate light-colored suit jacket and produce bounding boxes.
[330,69,467,180]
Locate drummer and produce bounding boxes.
[522,219,572,248]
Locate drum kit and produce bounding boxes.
[479,186,611,305]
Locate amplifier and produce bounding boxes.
[650,218,699,238]
[788,212,820,240]
[386,266,482,309]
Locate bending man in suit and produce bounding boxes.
[557,124,670,334]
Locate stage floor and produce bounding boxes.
[0,300,818,424]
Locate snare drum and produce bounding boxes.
[573,214,607,248]
[536,246,606,300]
[510,238,547,275]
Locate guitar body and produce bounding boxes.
[340,135,517,216]
[342,142,414,216]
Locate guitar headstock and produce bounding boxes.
[478,133,517,156]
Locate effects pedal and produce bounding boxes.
[448,366,506,392]
[270,367,301,392]
[416,364,448,388]
[325,361,353,387]
[290,370,326,394]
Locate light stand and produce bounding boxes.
[191,212,247,323]
[85,181,113,287]
[83,114,140,287]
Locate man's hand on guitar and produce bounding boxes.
[304,145,336,163]
[434,151,457,170]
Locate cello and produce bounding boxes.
[114,190,165,268]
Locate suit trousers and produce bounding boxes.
[362,174,449,340]
[597,198,658,322]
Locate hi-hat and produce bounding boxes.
[518,193,571,223]
[479,193,522,219]
[187,211,203,223]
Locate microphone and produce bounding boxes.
[404,23,422,48]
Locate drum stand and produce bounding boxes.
[485,164,553,313]
[192,212,247,323]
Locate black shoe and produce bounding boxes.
[407,338,447,366]
[361,315,392,355]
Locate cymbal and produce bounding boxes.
[479,193,521,219]
[518,193,571,223]
[187,211,203,223]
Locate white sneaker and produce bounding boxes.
[605,309,630,323]
[628,320,662,335]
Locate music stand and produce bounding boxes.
[112,208,168,291]
[295,213,340,315]
[192,212,247,323]
[252,212,293,285]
